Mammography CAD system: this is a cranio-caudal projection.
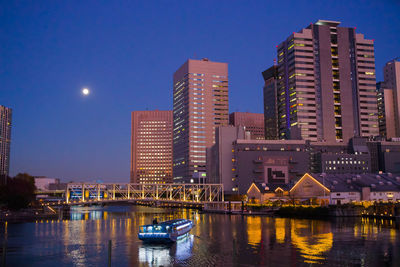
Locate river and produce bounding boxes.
[1,205,400,266]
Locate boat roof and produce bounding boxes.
[141,219,190,227]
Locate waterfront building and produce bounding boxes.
[262,65,279,140]
[173,58,229,183]
[274,20,378,142]
[377,58,400,138]
[246,173,400,205]
[232,139,310,193]
[229,112,264,140]
[130,110,173,184]
[0,105,12,184]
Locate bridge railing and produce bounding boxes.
[66,183,224,203]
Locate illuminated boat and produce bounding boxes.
[138,219,194,242]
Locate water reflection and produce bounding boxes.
[138,234,194,266]
[290,220,333,264]
[2,206,400,267]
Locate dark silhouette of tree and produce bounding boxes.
[0,173,36,210]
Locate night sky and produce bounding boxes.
[2,0,400,182]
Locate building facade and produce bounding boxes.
[233,140,310,193]
[275,20,378,142]
[378,58,400,138]
[262,65,279,140]
[229,112,264,140]
[130,110,173,184]
[247,173,400,205]
[376,81,394,138]
[0,105,12,184]
[207,126,246,193]
[173,58,229,183]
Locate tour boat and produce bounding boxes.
[138,219,194,242]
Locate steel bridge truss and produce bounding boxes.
[66,183,224,203]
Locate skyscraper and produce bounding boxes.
[229,112,264,140]
[0,105,12,184]
[262,65,279,140]
[275,20,378,142]
[378,58,400,139]
[130,110,173,184]
[173,58,228,183]
[376,81,394,138]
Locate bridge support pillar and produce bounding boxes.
[97,184,101,201]
[156,185,159,199]
[82,183,85,202]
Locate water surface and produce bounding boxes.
[2,205,400,266]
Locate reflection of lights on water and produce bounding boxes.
[138,234,194,266]
[175,234,194,261]
[70,210,103,221]
[247,216,261,246]
[290,221,333,264]
[138,244,172,266]
[275,218,285,244]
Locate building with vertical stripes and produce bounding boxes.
[173,58,229,183]
[130,110,173,184]
[0,105,12,184]
[275,20,378,142]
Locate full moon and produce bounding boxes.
[82,88,90,95]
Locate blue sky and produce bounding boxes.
[1,0,399,182]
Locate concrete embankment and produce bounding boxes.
[0,206,70,222]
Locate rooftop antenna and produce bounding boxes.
[194,52,197,59]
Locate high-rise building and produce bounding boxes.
[376,81,394,138]
[173,58,228,183]
[229,112,264,140]
[0,105,12,184]
[130,110,173,184]
[378,58,400,139]
[275,20,378,142]
[262,65,279,140]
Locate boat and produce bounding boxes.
[138,219,194,242]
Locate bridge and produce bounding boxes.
[62,183,224,205]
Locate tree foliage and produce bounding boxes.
[0,173,36,210]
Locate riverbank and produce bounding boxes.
[204,203,400,220]
[0,206,69,223]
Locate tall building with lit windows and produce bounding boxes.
[275,20,378,142]
[0,105,12,184]
[130,110,173,184]
[377,58,400,139]
[173,58,229,183]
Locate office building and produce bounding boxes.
[173,58,229,183]
[0,105,12,184]
[130,110,173,184]
[378,58,400,138]
[376,82,393,138]
[207,125,246,192]
[229,112,264,140]
[263,65,279,140]
[275,20,378,142]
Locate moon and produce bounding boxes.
[82,88,90,95]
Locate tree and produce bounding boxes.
[0,173,36,210]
